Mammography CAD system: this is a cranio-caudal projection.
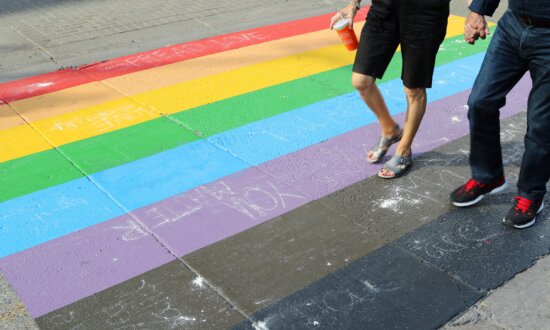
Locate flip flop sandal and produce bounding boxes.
[367,124,404,164]
[378,153,412,179]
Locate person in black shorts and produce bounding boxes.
[330,0,450,178]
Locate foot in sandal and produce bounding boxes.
[378,152,412,179]
[367,124,403,163]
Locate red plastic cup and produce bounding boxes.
[333,18,358,51]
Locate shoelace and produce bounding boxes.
[464,179,485,192]
[514,196,533,214]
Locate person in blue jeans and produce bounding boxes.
[450,0,550,228]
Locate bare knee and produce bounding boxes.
[352,73,376,93]
[404,86,426,102]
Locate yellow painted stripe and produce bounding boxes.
[0,126,52,160]
[1,16,467,163]
[0,105,52,160]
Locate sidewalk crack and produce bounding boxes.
[7,24,63,69]
[5,101,255,325]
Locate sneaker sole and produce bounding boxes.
[503,202,544,229]
[452,181,509,207]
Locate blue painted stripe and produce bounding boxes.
[0,142,249,258]
[0,52,485,258]
[0,181,122,254]
[206,53,478,165]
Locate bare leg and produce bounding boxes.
[380,86,427,176]
[352,72,398,161]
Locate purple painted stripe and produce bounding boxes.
[0,215,176,318]
[0,168,308,318]
[261,76,530,199]
[0,76,530,318]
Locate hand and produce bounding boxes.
[330,4,357,29]
[464,11,490,44]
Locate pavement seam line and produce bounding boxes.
[86,74,387,326]
[7,76,256,320]
[390,242,483,294]
[7,67,389,323]
[0,25,474,164]
[9,95,254,322]
[60,49,213,141]
[1,46,495,252]
[4,103,155,237]
[44,17,199,50]
[13,47,350,255]
[80,62,360,209]
[3,20,491,321]
[390,243,488,327]
[4,103,183,290]
[7,24,63,70]
[193,17,224,35]
[89,76,207,138]
[171,256,256,325]
[17,51,401,266]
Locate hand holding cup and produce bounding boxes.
[330,4,357,30]
[330,4,359,51]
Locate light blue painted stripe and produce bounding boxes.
[0,52,485,258]
[206,53,480,165]
[0,142,249,258]
[0,181,123,255]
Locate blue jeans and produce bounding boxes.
[468,10,550,200]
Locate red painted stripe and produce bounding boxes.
[0,70,92,104]
[0,10,368,104]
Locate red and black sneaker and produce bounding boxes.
[450,177,507,207]
[503,196,544,229]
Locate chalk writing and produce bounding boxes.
[116,180,303,241]
[117,32,266,69]
[48,104,152,133]
[112,219,149,241]
[45,279,200,329]
[321,288,371,315]
[47,310,77,326]
[415,222,505,259]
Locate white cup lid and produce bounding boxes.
[333,18,350,30]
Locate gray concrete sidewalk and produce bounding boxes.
[0,0,508,84]
[0,274,38,330]
[445,254,550,330]
[0,0,342,83]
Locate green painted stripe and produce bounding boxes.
[1,119,199,201]
[61,118,199,174]
[0,35,488,202]
[172,35,484,136]
[3,151,82,201]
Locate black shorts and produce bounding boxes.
[353,0,450,88]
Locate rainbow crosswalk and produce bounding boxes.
[0,9,525,326]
